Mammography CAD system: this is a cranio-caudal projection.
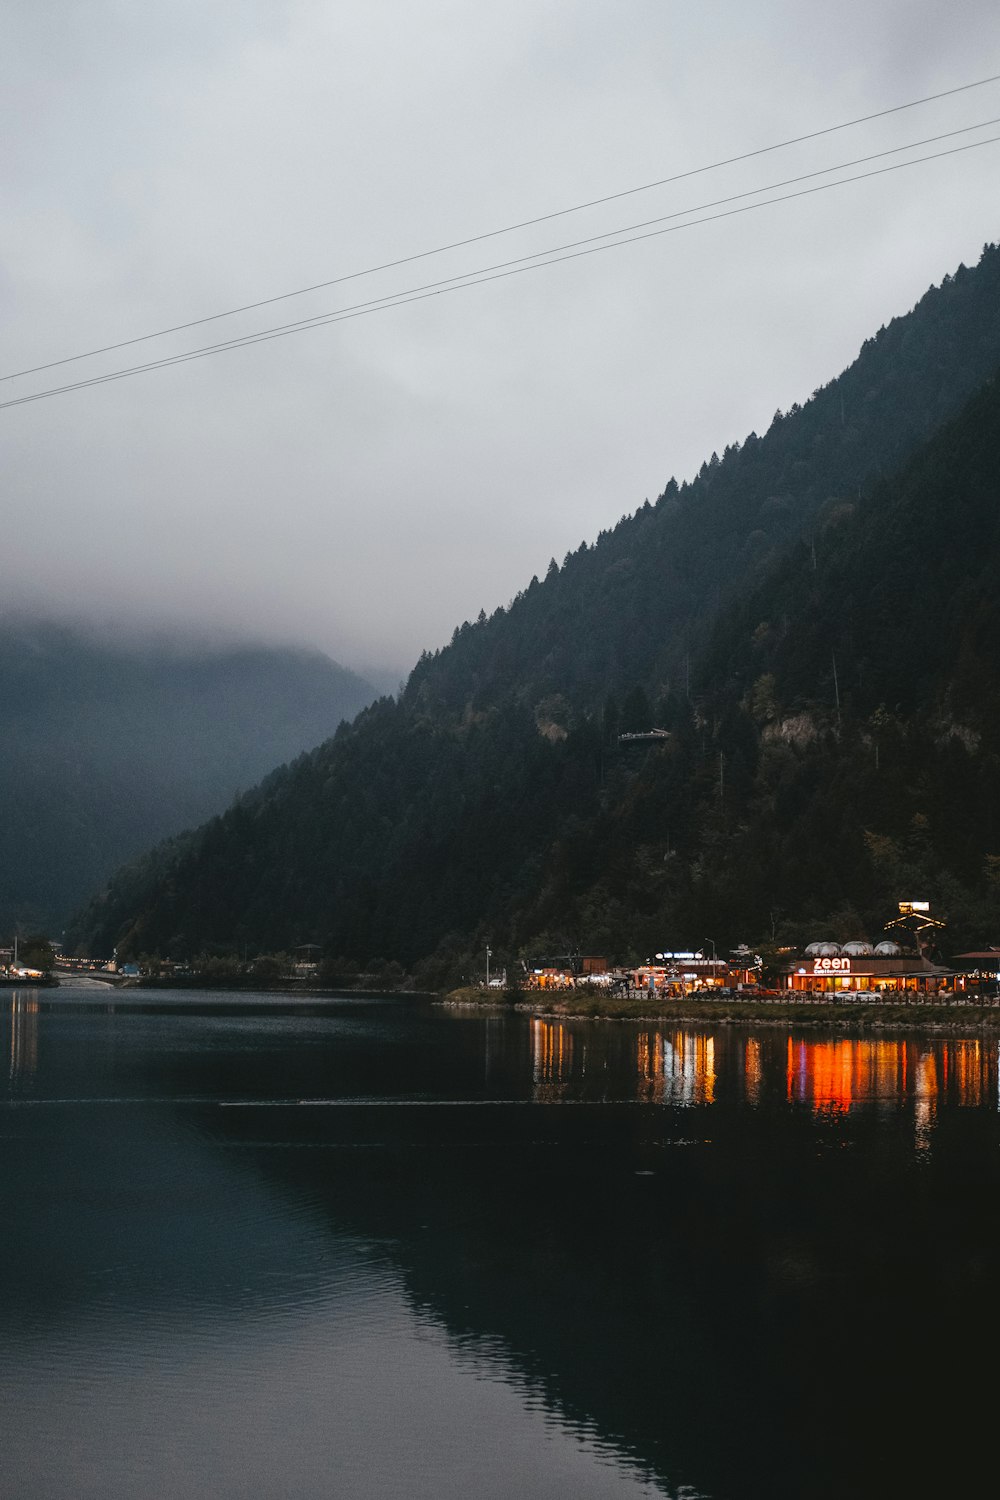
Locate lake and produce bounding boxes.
[3,987,999,1499]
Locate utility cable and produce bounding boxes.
[2,131,997,412]
[4,132,997,409]
[78,119,1000,362]
[3,71,999,383]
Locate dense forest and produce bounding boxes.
[67,244,1000,980]
[0,623,376,933]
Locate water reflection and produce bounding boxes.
[744,1034,763,1106]
[531,1017,574,1101]
[632,1029,718,1105]
[781,1034,995,1119]
[636,1030,665,1103]
[530,1019,719,1106]
[6,993,39,1082]
[914,1048,938,1151]
[5,990,1000,1500]
[530,1019,1000,1132]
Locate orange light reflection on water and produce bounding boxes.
[784,1036,994,1117]
[636,1031,665,1103]
[531,1018,574,1100]
[529,1020,996,1123]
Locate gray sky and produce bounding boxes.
[3,2,999,676]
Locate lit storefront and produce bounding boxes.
[530,968,576,990]
[782,903,959,997]
[527,955,611,989]
[782,945,956,996]
[949,950,1000,998]
[634,950,756,995]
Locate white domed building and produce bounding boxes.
[782,907,956,998]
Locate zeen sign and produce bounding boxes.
[813,956,851,974]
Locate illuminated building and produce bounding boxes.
[781,901,957,996]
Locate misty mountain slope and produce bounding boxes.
[67,246,1000,969]
[0,622,377,934]
[405,243,1000,716]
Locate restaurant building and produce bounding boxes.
[782,940,956,996]
[781,903,957,996]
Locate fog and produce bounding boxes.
[3,1,998,676]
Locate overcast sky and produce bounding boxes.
[3,2,998,677]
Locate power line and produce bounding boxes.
[108,120,995,344]
[4,71,999,384]
[3,131,996,413]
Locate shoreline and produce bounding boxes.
[441,987,1000,1033]
[27,975,1000,1032]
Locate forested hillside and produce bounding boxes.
[1,623,376,934]
[409,243,1000,714]
[67,244,1000,976]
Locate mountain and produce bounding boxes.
[0,621,377,934]
[66,243,1000,974]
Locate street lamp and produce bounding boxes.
[485,945,492,989]
[705,938,717,971]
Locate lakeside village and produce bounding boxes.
[7,901,1000,1004]
[497,901,1000,1004]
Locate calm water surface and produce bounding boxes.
[4,988,1000,1499]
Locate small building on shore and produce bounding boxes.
[949,948,1000,998]
[526,954,610,989]
[631,948,760,995]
